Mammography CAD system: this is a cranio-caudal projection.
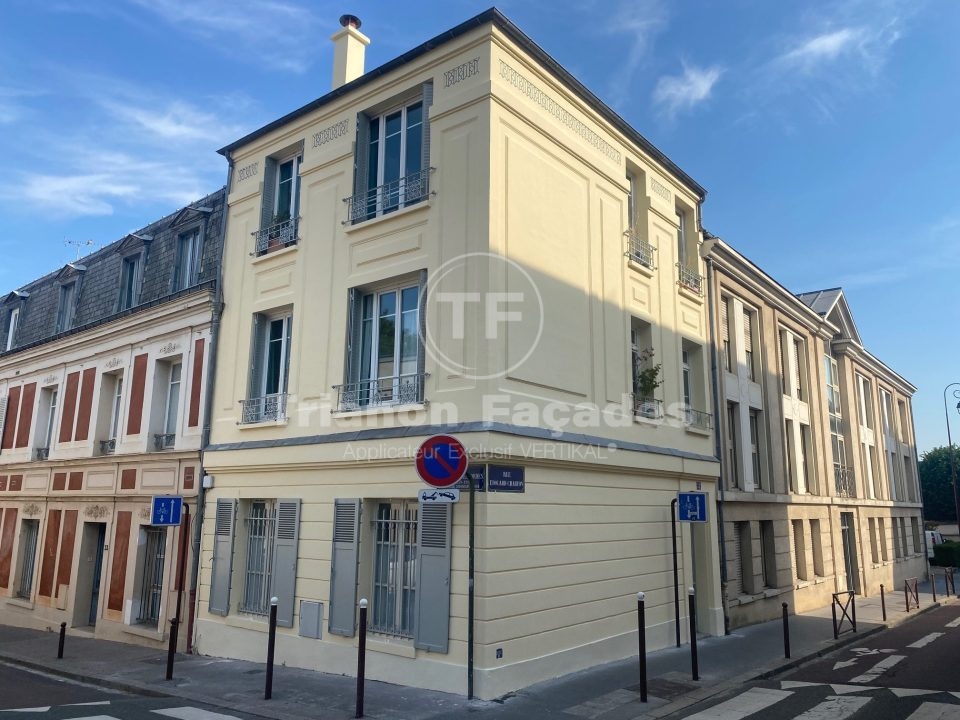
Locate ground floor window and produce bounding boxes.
[371,500,418,638]
[16,519,39,599]
[136,527,166,626]
[241,500,276,616]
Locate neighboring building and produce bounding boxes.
[199,10,722,699]
[0,188,225,648]
[703,238,925,628]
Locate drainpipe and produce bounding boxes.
[701,236,730,635]
[186,160,232,653]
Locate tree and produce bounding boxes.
[919,446,960,522]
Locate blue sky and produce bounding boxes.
[1,0,957,451]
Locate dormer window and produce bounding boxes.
[173,228,202,291]
[56,282,76,332]
[119,255,142,311]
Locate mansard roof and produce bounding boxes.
[0,187,226,356]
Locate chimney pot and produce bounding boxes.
[339,14,361,29]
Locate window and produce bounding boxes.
[173,229,202,290]
[241,500,276,616]
[630,318,660,417]
[56,282,76,332]
[760,520,777,588]
[154,363,181,449]
[726,402,740,489]
[749,410,763,490]
[118,255,141,311]
[674,206,702,294]
[785,419,797,492]
[892,518,902,559]
[899,518,909,558]
[720,297,732,373]
[911,517,921,555]
[792,519,807,581]
[800,424,814,494]
[735,521,753,594]
[5,307,18,351]
[743,308,756,381]
[869,518,879,564]
[340,280,424,409]
[810,519,824,577]
[878,518,889,561]
[243,313,292,423]
[371,500,418,637]
[681,340,710,429]
[136,527,166,626]
[255,154,301,256]
[677,206,688,267]
[36,387,58,457]
[856,374,873,429]
[16,519,39,599]
[109,376,124,441]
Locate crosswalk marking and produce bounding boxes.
[849,654,904,683]
[945,617,960,628]
[683,687,792,720]
[153,708,244,720]
[0,708,49,714]
[794,695,870,720]
[905,702,960,719]
[829,684,877,695]
[781,681,820,689]
[67,702,112,707]
[892,689,940,698]
[909,633,945,649]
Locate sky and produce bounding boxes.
[0,0,958,452]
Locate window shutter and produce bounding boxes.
[791,339,801,396]
[742,310,752,354]
[208,499,236,616]
[720,299,729,344]
[352,113,371,213]
[282,316,293,394]
[293,156,302,223]
[328,498,360,637]
[0,396,7,452]
[271,498,300,628]
[248,315,266,400]
[260,157,278,230]
[414,502,451,653]
[345,289,362,385]
[420,82,433,172]
[734,523,744,594]
[417,270,427,380]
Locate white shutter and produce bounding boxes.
[720,298,729,344]
[414,502,452,653]
[271,498,300,628]
[742,310,752,354]
[208,499,237,616]
[328,499,360,636]
[0,396,7,453]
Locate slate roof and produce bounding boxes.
[0,187,226,356]
[795,288,843,317]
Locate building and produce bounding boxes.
[198,10,722,700]
[703,238,925,628]
[0,188,225,648]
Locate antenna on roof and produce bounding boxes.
[64,239,94,260]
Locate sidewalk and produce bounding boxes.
[0,583,952,720]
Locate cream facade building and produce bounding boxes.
[199,10,722,700]
[703,238,925,628]
[0,189,224,649]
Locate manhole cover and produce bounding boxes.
[630,677,698,701]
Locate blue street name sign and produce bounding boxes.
[677,492,707,523]
[151,496,183,526]
[454,464,486,491]
[488,465,525,493]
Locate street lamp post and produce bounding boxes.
[943,383,960,527]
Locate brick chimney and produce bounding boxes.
[331,14,369,90]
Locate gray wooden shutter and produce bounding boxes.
[345,289,362,385]
[720,299,728,344]
[414,502,451,653]
[248,314,266,399]
[260,157,278,230]
[417,270,427,389]
[271,498,300,628]
[208,499,237,616]
[293,155,302,222]
[282,315,293,394]
[421,82,433,173]
[352,113,370,217]
[328,498,360,636]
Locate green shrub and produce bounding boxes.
[932,540,960,567]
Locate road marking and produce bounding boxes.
[850,654,904,684]
[834,659,858,669]
[683,687,792,719]
[905,702,960,719]
[891,688,939,697]
[67,702,112,707]
[830,684,879,695]
[908,633,945,649]
[153,708,244,720]
[781,681,820,689]
[794,695,870,720]
[946,617,960,628]
[0,708,50,713]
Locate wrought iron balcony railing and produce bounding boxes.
[100,438,116,455]
[625,230,656,270]
[676,263,704,296]
[632,395,663,420]
[153,433,176,451]
[253,217,299,256]
[333,373,427,411]
[834,463,856,498]
[344,168,433,224]
[240,394,288,424]
[683,407,713,431]
[34,447,49,461]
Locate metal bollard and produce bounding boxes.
[637,592,647,703]
[851,592,857,633]
[880,584,887,622]
[688,587,699,681]
[933,572,938,603]
[905,582,910,612]
[781,603,791,659]
[831,597,839,640]
[165,618,179,680]
[356,598,368,719]
[57,622,66,659]
[265,597,278,700]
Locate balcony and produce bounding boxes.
[253,217,298,257]
[625,229,656,270]
[632,395,663,420]
[834,463,856,498]
[153,433,175,451]
[676,263,703,296]
[240,394,288,424]
[344,168,433,225]
[34,447,49,461]
[334,373,427,412]
[100,438,116,455]
[683,407,713,431]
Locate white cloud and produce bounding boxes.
[778,28,864,71]
[101,98,243,144]
[653,63,723,117]
[604,0,669,107]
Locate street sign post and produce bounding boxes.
[415,434,468,488]
[151,496,183,526]
[677,492,707,523]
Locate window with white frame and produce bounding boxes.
[5,307,18,351]
[173,228,202,290]
[242,312,292,423]
[16,519,39,599]
[254,152,302,256]
[749,409,764,490]
[680,340,710,429]
[56,282,76,333]
[109,376,124,441]
[118,255,142,311]
[241,500,276,616]
[153,362,181,449]
[371,500,418,638]
[96,371,123,454]
[36,386,58,456]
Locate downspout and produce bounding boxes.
[702,237,730,635]
[187,160,232,653]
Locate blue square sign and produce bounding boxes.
[677,492,707,523]
[151,496,183,526]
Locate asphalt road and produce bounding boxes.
[0,662,261,720]
[674,603,960,719]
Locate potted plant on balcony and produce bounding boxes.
[633,347,662,419]
[266,210,291,252]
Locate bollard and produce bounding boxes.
[264,597,278,700]
[637,592,647,703]
[57,622,66,659]
[933,572,938,603]
[356,598,368,719]
[165,618,179,680]
[688,587,699,681]
[905,582,910,612]
[781,603,790,659]
[831,598,839,640]
[851,592,857,633]
[880,584,887,622]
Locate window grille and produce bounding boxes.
[137,527,166,625]
[241,501,276,616]
[371,501,418,638]
[17,520,39,599]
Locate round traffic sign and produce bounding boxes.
[415,434,468,488]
